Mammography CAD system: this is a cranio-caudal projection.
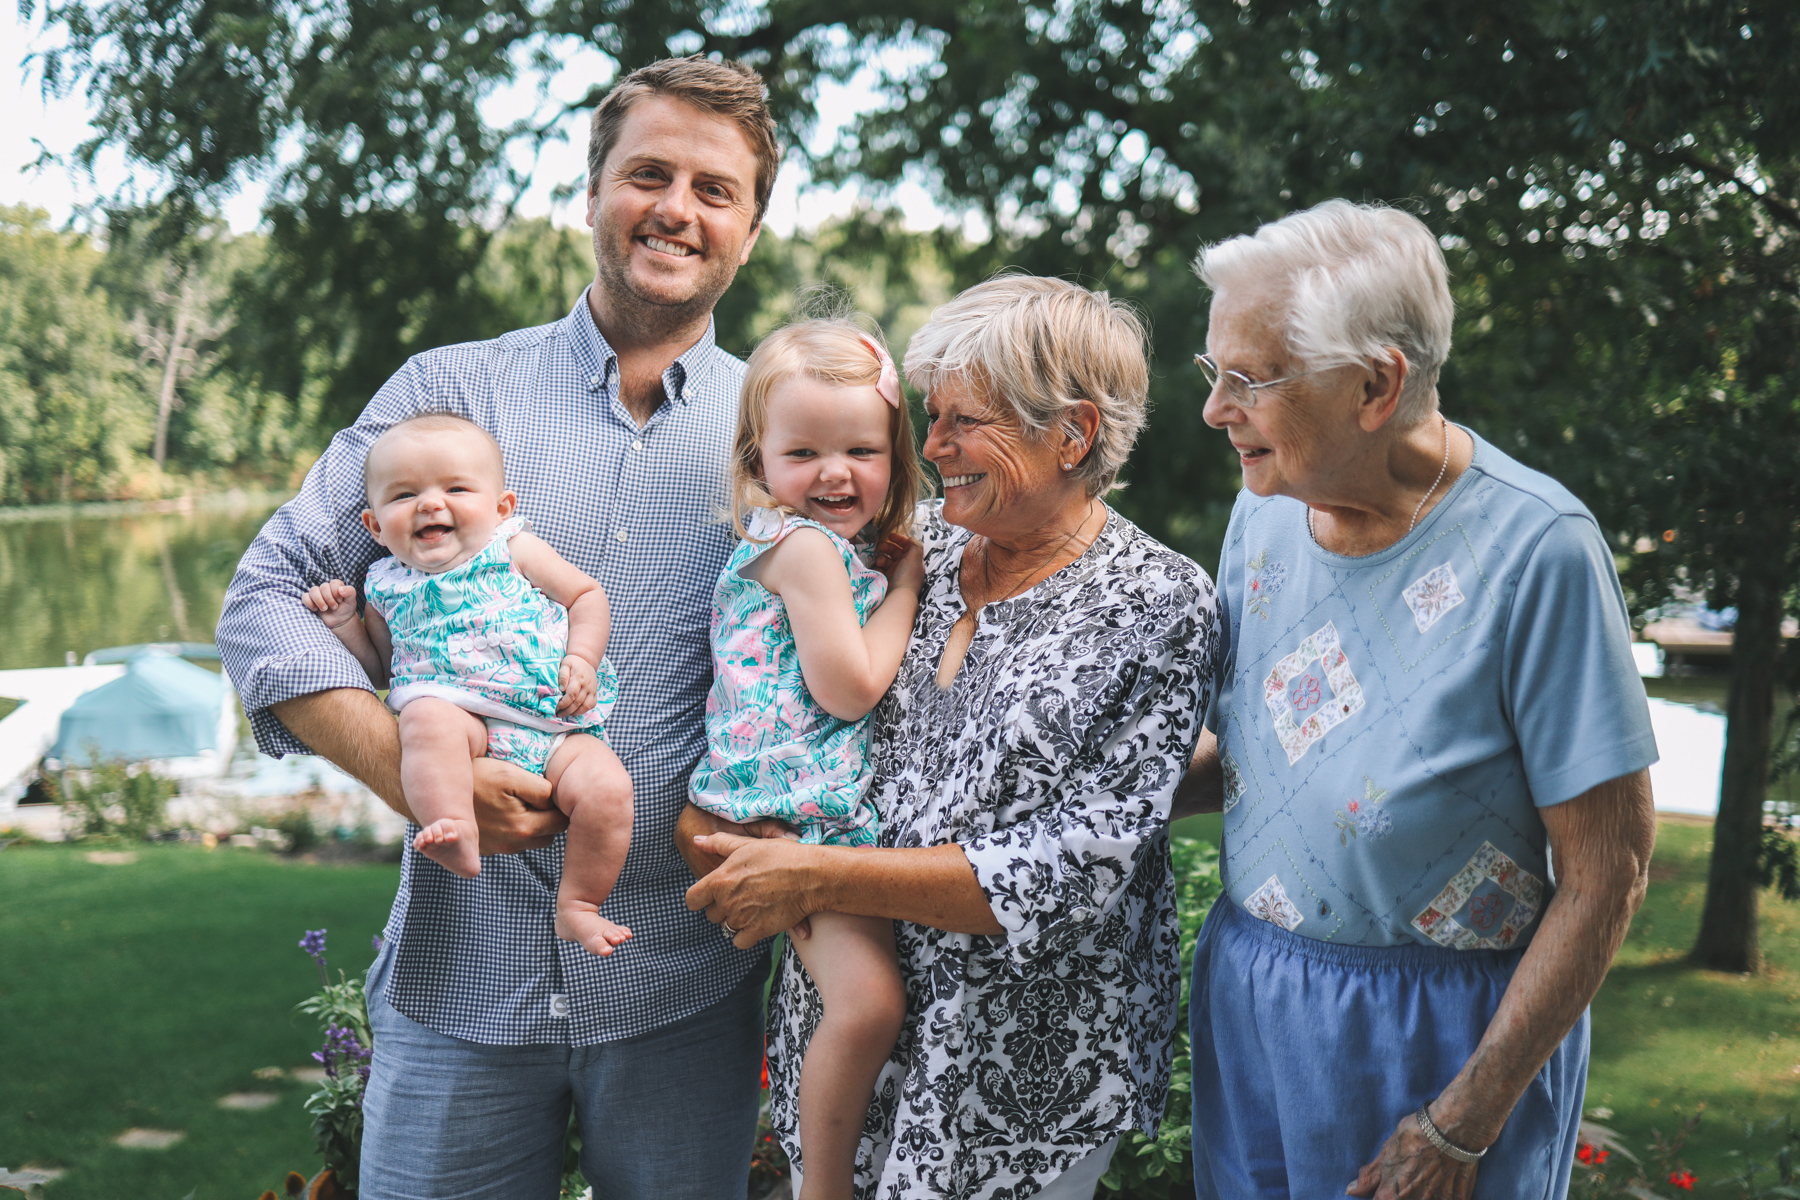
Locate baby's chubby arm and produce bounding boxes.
[508,532,610,717]
[300,580,391,688]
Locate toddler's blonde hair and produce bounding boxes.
[731,318,923,547]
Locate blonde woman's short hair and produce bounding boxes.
[1194,199,1453,425]
[902,276,1150,497]
[732,318,923,547]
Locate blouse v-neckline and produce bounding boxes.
[933,507,1118,690]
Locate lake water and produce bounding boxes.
[0,496,283,670]
[0,495,1755,817]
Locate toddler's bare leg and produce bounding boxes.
[545,736,635,956]
[397,699,487,878]
[788,912,906,1200]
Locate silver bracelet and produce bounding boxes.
[1414,1103,1487,1163]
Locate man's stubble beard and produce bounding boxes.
[591,213,746,344]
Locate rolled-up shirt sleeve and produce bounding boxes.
[218,359,430,757]
[959,589,1210,960]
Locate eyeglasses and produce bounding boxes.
[1194,353,1326,409]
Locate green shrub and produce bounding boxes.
[1098,835,1222,1199]
[53,760,177,842]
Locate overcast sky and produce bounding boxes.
[0,8,952,238]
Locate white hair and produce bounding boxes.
[1194,199,1453,425]
[903,275,1149,497]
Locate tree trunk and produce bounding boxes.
[1690,581,1782,972]
[151,280,192,470]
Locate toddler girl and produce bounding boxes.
[301,411,635,957]
[689,319,924,1200]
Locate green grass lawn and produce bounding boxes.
[1,818,1794,1198]
[1585,819,1800,1186]
[0,843,399,1200]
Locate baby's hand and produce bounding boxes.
[744,818,802,842]
[875,534,925,594]
[557,654,598,716]
[301,580,360,630]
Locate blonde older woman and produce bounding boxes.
[679,276,1219,1200]
[1177,201,1657,1200]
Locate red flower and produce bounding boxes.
[761,1054,769,1090]
[1576,1144,1610,1167]
[1669,1170,1696,1190]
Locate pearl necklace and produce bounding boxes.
[1307,416,1451,546]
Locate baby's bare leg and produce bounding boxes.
[397,699,487,878]
[545,736,635,956]
[788,912,906,1200]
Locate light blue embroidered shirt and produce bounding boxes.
[219,292,765,1044]
[1207,428,1657,950]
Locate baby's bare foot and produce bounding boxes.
[556,904,633,957]
[415,818,480,878]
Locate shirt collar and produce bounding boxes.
[565,287,721,407]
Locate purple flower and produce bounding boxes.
[371,932,385,954]
[315,1022,372,1082]
[299,928,329,985]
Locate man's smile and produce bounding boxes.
[640,234,697,258]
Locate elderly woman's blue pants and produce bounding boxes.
[1189,900,1588,1200]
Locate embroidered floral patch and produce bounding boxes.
[1262,621,1366,764]
[1245,549,1287,621]
[1221,751,1246,814]
[1401,562,1467,634]
[1411,842,1546,950]
[1244,875,1305,931]
[1333,776,1392,846]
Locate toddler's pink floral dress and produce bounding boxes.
[688,508,886,846]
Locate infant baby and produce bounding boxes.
[301,412,635,956]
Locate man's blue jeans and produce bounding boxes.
[359,945,765,1200]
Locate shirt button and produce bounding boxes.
[615,529,628,543]
[588,374,599,387]
[549,993,570,1018]
[631,440,643,451]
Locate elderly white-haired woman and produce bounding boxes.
[679,275,1219,1199]
[1175,199,1657,1200]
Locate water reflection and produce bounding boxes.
[0,498,282,671]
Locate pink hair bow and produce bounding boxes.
[861,336,902,409]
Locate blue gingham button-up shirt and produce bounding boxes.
[217,292,765,1044]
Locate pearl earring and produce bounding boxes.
[1061,463,1073,471]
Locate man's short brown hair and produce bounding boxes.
[586,56,780,227]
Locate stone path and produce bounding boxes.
[113,1128,183,1149]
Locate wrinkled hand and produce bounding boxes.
[301,579,359,629]
[472,756,564,854]
[873,534,925,595]
[684,831,823,949]
[1346,1114,1479,1200]
[557,654,597,716]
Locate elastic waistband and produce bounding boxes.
[1208,895,1526,975]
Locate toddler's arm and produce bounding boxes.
[300,580,391,688]
[753,529,923,721]
[508,532,611,717]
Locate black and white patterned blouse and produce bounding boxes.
[766,500,1219,1200]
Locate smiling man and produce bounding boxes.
[217,58,779,1200]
